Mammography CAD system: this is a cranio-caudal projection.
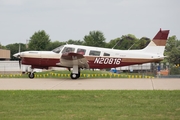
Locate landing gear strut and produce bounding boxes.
[28,69,35,79]
[70,65,80,79]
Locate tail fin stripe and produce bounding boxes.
[142,29,169,56]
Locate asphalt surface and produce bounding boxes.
[0,78,180,90]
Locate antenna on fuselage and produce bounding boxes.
[128,43,135,50]
[112,39,121,49]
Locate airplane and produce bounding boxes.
[13,29,169,79]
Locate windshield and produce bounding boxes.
[62,47,75,54]
[52,45,64,53]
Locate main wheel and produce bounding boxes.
[77,72,80,78]
[70,73,79,79]
[28,73,35,79]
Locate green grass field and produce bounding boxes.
[0,90,180,120]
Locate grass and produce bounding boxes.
[0,90,180,120]
[0,70,154,79]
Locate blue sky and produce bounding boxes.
[0,0,179,45]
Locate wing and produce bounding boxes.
[56,52,89,68]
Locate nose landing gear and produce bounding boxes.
[28,72,35,79]
[28,68,35,79]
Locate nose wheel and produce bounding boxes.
[28,72,35,79]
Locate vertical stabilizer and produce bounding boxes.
[142,29,169,56]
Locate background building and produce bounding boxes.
[0,49,10,60]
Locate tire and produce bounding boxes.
[70,73,78,79]
[28,73,35,79]
[77,72,80,78]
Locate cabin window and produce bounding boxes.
[89,50,101,56]
[103,53,110,56]
[77,48,86,55]
[62,47,75,53]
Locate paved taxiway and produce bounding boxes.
[0,78,180,90]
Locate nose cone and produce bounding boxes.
[13,53,21,58]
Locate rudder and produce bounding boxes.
[142,29,170,56]
[152,29,169,46]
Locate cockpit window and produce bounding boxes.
[52,45,64,53]
[62,47,75,53]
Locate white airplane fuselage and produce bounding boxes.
[15,44,164,69]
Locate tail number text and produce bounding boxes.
[94,57,121,65]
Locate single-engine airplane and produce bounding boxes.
[13,29,169,79]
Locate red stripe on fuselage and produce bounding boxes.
[22,57,60,67]
[22,57,144,69]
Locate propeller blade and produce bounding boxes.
[18,43,21,69]
[19,59,21,69]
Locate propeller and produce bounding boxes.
[19,59,21,69]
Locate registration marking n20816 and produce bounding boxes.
[94,57,121,65]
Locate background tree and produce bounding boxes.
[46,41,65,51]
[84,31,106,47]
[67,39,84,45]
[168,47,180,64]
[165,36,180,65]
[165,36,176,52]
[105,38,122,49]
[46,40,84,51]
[163,36,180,75]
[28,30,51,50]
[131,37,150,49]
[109,34,138,50]
[105,35,151,50]
[0,43,6,49]
[6,43,27,60]
[169,46,180,75]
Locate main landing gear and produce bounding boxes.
[70,65,81,79]
[70,72,80,79]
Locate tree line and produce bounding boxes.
[1,30,180,74]
[1,30,151,59]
